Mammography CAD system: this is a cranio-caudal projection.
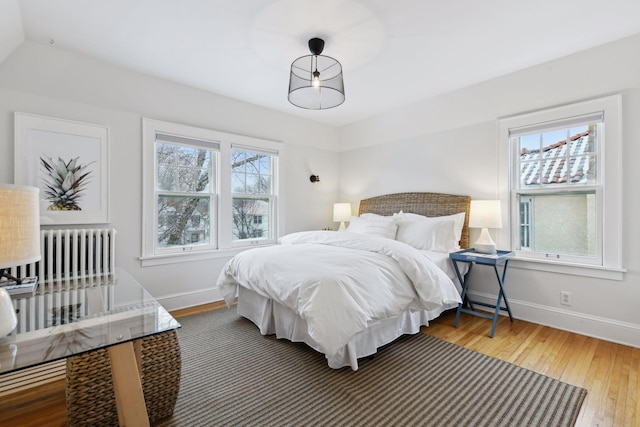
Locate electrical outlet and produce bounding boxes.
[560,291,572,306]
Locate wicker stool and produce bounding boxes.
[66,330,181,426]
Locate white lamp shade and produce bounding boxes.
[469,200,502,229]
[333,203,352,222]
[0,184,41,269]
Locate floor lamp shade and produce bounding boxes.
[0,184,41,269]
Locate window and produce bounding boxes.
[498,95,623,278]
[519,199,531,249]
[155,134,217,253]
[513,117,600,263]
[230,147,277,245]
[142,119,282,265]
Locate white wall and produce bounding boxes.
[0,42,341,310]
[2,34,639,348]
[338,34,640,347]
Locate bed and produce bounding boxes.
[216,192,471,370]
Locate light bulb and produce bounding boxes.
[312,70,320,87]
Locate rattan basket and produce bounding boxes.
[65,330,181,426]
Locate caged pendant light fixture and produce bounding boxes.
[288,38,345,110]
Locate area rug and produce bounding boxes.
[157,309,587,427]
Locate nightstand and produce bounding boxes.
[449,249,515,337]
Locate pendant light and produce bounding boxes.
[288,38,345,110]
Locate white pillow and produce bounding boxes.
[346,216,398,239]
[395,211,466,245]
[395,218,458,252]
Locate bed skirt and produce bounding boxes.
[236,286,457,370]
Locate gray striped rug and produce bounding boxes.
[157,309,586,427]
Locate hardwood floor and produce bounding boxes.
[424,310,640,427]
[1,305,637,426]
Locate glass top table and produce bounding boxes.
[0,268,180,426]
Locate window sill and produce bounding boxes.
[510,256,626,281]
[139,245,270,267]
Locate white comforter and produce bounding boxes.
[216,231,461,358]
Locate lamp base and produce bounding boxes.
[0,287,17,336]
[474,242,497,254]
[338,221,346,232]
[474,228,497,254]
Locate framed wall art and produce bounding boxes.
[14,113,110,225]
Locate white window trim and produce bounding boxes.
[141,118,284,266]
[497,94,625,280]
[229,145,279,248]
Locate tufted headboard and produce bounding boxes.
[358,192,472,249]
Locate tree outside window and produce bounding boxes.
[142,118,282,263]
[231,149,274,242]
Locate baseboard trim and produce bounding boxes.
[156,287,224,312]
[468,290,640,348]
[159,288,640,349]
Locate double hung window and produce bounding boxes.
[155,133,218,252]
[230,147,277,245]
[512,115,600,263]
[142,119,281,264]
[498,95,622,276]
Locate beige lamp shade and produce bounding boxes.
[0,184,41,269]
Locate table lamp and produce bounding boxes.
[0,184,41,336]
[333,203,352,232]
[469,200,502,254]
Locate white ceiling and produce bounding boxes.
[5,0,640,127]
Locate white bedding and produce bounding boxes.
[217,231,462,361]
[420,250,467,292]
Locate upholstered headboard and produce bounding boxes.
[358,192,472,249]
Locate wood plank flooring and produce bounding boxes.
[424,310,640,427]
[0,305,637,426]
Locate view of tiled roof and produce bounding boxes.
[520,130,592,186]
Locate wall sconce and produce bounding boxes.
[309,175,320,183]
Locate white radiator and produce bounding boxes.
[0,228,117,397]
[38,228,116,288]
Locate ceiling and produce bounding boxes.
[5,0,640,127]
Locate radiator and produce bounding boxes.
[0,228,117,397]
[38,228,116,288]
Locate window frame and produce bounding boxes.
[229,145,279,247]
[154,134,219,256]
[497,95,624,280]
[141,118,283,266]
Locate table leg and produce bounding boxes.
[453,262,474,327]
[489,261,513,337]
[489,266,503,338]
[108,341,150,427]
[497,260,513,321]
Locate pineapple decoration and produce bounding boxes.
[40,155,94,211]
